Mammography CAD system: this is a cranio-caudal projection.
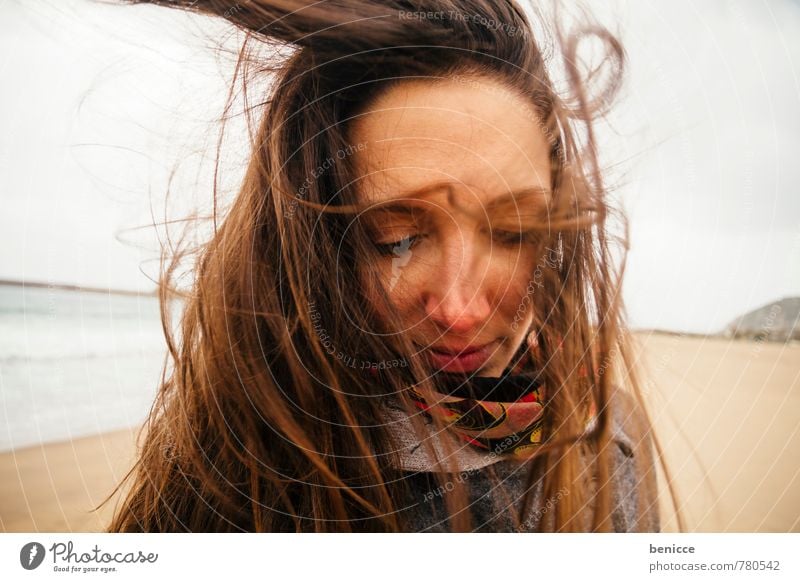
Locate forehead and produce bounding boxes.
[349,75,553,207]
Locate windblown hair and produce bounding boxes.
[103,0,682,532]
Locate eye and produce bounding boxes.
[373,234,421,256]
[492,230,531,246]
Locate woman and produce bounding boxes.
[103,0,680,532]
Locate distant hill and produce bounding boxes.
[723,297,800,342]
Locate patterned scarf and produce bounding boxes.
[407,371,547,459]
[366,338,597,460]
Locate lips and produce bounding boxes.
[420,340,499,373]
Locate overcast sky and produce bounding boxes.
[1,0,798,334]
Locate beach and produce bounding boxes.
[1,332,798,532]
[634,333,800,532]
[0,428,140,532]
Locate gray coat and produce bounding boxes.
[383,384,661,532]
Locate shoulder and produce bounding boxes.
[604,383,661,532]
[606,383,648,455]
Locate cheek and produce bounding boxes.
[371,260,426,314]
[359,260,422,327]
[490,251,538,315]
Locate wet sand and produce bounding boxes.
[1,332,798,532]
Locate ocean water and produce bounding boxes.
[0,284,175,452]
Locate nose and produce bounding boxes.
[422,237,492,335]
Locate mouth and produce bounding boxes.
[418,340,500,373]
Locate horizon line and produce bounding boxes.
[0,278,158,297]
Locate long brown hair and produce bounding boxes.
[103,0,683,532]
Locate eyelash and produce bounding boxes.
[493,230,531,245]
[373,230,533,255]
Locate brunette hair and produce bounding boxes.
[102,0,683,532]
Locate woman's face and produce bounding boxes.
[349,74,554,377]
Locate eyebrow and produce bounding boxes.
[363,182,551,216]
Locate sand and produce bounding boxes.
[1,332,798,532]
[631,333,800,532]
[0,428,140,532]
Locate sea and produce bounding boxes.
[0,283,175,452]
